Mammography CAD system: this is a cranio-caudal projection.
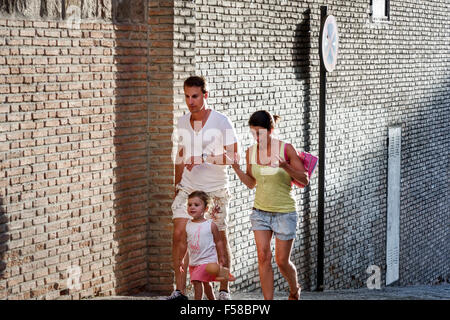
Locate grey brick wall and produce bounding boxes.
[0,0,448,299]
[0,0,153,299]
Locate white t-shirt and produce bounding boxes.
[186,220,218,266]
[175,109,238,192]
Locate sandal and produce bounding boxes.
[288,285,301,300]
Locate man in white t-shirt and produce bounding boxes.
[166,76,239,301]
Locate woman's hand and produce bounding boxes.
[230,152,241,170]
[279,144,309,186]
[274,154,288,169]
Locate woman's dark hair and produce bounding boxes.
[248,110,280,131]
[188,190,210,208]
[184,76,208,94]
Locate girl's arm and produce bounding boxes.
[178,228,188,271]
[231,148,256,189]
[278,143,309,186]
[211,222,226,266]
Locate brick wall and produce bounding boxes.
[0,0,448,300]
[147,0,176,294]
[185,0,449,292]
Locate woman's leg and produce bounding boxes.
[203,282,216,300]
[192,280,203,300]
[253,230,274,300]
[274,237,301,299]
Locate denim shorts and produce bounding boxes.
[250,208,298,240]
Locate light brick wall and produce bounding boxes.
[0,0,448,300]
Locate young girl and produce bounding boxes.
[180,191,233,300]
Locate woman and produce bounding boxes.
[232,110,309,300]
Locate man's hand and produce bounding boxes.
[209,197,221,220]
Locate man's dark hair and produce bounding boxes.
[184,76,208,94]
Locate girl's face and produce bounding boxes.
[187,197,207,219]
[250,125,272,144]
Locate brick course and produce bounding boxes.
[0,0,449,300]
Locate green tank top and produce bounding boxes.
[251,142,296,213]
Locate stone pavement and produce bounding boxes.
[95,283,450,300]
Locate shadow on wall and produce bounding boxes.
[292,9,315,291]
[0,197,7,298]
[312,69,450,288]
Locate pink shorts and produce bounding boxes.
[189,264,217,282]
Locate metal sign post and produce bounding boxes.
[317,6,339,292]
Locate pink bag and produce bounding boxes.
[284,144,318,188]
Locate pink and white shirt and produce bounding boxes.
[186,220,218,266]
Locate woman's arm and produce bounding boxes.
[231,148,256,189]
[278,143,309,186]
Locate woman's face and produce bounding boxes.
[250,125,272,144]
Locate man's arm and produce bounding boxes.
[174,146,184,194]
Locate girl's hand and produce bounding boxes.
[178,258,185,273]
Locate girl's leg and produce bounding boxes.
[192,280,203,300]
[274,237,300,299]
[253,230,274,300]
[202,282,215,300]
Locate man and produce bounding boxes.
[166,76,239,300]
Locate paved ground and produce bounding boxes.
[95,283,450,300]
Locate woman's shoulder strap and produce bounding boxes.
[249,144,257,164]
[280,141,288,160]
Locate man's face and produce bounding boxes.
[184,85,207,113]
